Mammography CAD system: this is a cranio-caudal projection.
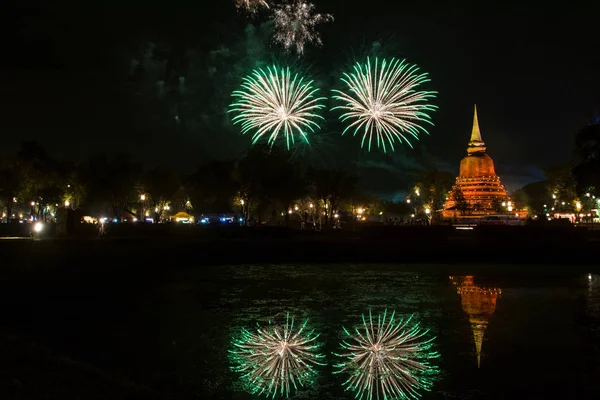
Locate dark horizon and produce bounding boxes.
[5,1,599,196]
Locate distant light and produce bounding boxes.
[561,201,565,205]
[140,194,146,201]
[589,274,593,281]
[309,203,314,208]
[379,211,383,215]
[411,214,415,218]
[294,205,299,211]
[406,199,411,204]
[34,222,43,233]
[334,214,339,219]
[30,201,35,206]
[288,209,292,214]
[543,204,547,208]
[552,194,557,199]
[586,193,590,197]
[133,217,138,222]
[64,200,70,207]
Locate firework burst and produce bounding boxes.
[235,0,269,14]
[334,310,439,400]
[229,65,326,149]
[230,314,325,398]
[272,1,333,55]
[332,57,438,152]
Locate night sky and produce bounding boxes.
[6,1,600,198]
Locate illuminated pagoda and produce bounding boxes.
[450,276,502,368]
[442,105,509,219]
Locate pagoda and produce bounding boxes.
[443,105,508,219]
[449,275,502,368]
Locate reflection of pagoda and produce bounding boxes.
[450,276,502,368]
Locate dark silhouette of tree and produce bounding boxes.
[144,167,180,221]
[187,160,238,214]
[234,145,307,224]
[0,157,21,221]
[83,153,142,220]
[17,141,65,221]
[572,121,600,195]
[451,187,471,216]
[308,168,358,227]
[545,164,577,200]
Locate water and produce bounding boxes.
[2,265,599,399]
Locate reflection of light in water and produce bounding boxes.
[450,276,502,368]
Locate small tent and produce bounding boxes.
[171,211,194,223]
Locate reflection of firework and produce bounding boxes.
[229,65,326,149]
[334,310,439,400]
[272,1,333,55]
[235,0,269,14]
[332,57,437,153]
[230,314,325,398]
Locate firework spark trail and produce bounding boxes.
[235,0,269,14]
[230,314,325,398]
[229,65,326,149]
[332,57,437,153]
[335,310,439,400]
[272,1,333,55]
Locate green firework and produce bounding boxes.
[229,313,326,398]
[229,65,326,150]
[332,57,438,153]
[334,310,440,400]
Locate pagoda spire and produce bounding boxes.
[467,104,486,154]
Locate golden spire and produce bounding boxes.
[467,104,486,154]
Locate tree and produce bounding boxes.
[452,187,471,216]
[308,168,358,227]
[234,145,307,225]
[17,141,65,221]
[572,121,600,196]
[144,167,179,222]
[83,153,142,220]
[0,157,21,221]
[187,160,238,214]
[412,168,455,213]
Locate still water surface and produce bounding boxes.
[4,265,600,399]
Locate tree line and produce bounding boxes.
[1,142,455,226]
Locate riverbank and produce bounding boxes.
[0,226,597,276]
